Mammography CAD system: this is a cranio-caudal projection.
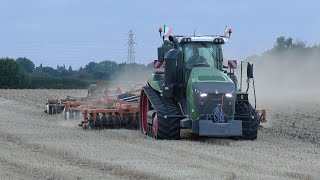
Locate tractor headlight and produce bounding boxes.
[195,89,207,98]
[200,93,208,98]
[225,93,232,98]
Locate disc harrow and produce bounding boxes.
[79,100,140,130]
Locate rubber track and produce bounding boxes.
[235,101,259,140]
[142,86,181,140]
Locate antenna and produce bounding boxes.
[127,30,136,64]
[224,26,228,34]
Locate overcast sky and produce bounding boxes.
[1,0,319,69]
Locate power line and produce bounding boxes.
[127,30,136,64]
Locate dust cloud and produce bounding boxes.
[56,115,80,128]
[107,65,153,92]
[241,49,320,103]
[57,119,79,128]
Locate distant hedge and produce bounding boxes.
[28,75,92,89]
[1,57,150,89]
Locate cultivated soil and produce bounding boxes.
[0,89,319,180]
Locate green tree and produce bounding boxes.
[0,58,30,88]
[68,65,73,73]
[84,61,98,73]
[83,60,119,79]
[293,40,306,49]
[45,67,56,75]
[96,60,119,79]
[275,36,286,50]
[284,37,293,49]
[56,64,68,76]
[16,57,35,73]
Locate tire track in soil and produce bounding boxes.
[0,131,162,180]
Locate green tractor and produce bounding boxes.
[139,30,260,140]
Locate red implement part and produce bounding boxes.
[81,100,139,125]
[63,101,104,119]
[256,109,267,123]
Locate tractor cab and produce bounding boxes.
[181,39,224,84]
[151,35,227,92]
[180,36,225,70]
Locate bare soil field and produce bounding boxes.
[0,89,319,180]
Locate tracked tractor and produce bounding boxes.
[139,29,264,140]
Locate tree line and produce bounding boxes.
[246,36,320,61]
[0,57,153,89]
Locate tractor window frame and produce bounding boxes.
[182,42,219,69]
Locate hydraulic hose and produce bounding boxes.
[246,79,250,93]
[177,102,186,116]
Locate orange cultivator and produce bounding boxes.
[78,86,141,130]
[44,83,142,130]
[45,84,142,130]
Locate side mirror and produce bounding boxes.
[168,35,174,42]
[247,63,253,79]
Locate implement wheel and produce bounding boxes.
[106,114,114,129]
[152,113,159,139]
[114,115,121,129]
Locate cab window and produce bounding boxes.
[183,43,218,69]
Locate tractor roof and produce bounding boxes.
[166,35,229,44]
